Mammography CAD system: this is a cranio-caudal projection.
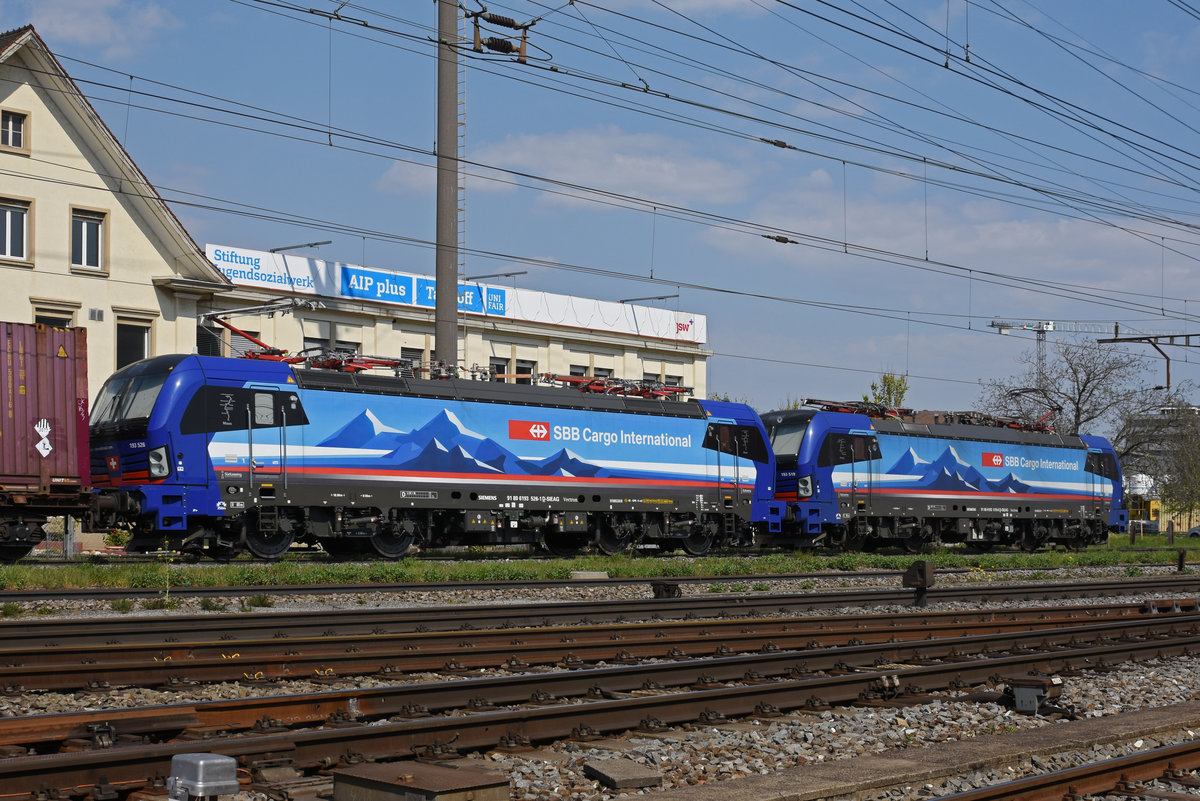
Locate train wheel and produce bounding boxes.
[245,526,294,560]
[370,527,415,559]
[0,545,33,563]
[1021,525,1048,552]
[682,530,714,556]
[596,522,633,555]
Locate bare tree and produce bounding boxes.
[976,337,1192,465]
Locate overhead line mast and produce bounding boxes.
[434,0,459,367]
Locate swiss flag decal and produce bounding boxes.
[509,420,550,441]
[982,452,1004,468]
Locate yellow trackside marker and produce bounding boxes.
[56,346,68,358]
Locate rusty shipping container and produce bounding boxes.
[0,322,90,560]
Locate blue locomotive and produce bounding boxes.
[89,354,776,559]
[760,401,1126,551]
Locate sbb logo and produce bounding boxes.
[982,452,1004,468]
[509,420,550,441]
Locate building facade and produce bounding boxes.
[0,25,709,402]
[0,26,231,395]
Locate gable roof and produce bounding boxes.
[0,25,231,290]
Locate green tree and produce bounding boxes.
[863,373,909,408]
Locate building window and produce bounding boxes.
[0,200,28,260]
[401,347,423,378]
[593,367,613,379]
[35,312,73,327]
[116,321,150,368]
[0,110,25,151]
[71,210,104,270]
[196,324,223,356]
[489,357,509,382]
[665,374,683,386]
[230,329,260,357]
[569,364,587,377]
[515,359,536,385]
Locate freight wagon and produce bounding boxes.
[0,322,91,562]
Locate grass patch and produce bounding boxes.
[199,597,226,612]
[0,539,1193,591]
[1,602,21,618]
[142,596,181,610]
[109,598,133,614]
[240,593,274,611]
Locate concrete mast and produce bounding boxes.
[433,0,459,367]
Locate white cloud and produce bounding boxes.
[30,0,178,61]
[375,159,435,196]
[472,126,751,208]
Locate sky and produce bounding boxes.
[5,0,1200,421]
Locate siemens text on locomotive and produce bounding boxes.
[89,354,777,559]
[759,401,1126,552]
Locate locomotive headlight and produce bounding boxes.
[147,446,170,479]
[796,475,813,498]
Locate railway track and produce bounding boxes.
[6,574,1200,648]
[6,598,1200,798]
[0,600,1191,691]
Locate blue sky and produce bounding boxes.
[6,0,1200,418]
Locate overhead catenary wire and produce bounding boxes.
[16,0,1200,393]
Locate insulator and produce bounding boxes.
[483,37,516,54]
[483,13,521,29]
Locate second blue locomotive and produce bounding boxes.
[760,402,1125,551]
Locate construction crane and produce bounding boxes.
[990,319,1192,390]
[988,320,1122,390]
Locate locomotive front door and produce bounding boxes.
[246,386,289,500]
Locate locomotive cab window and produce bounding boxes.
[1086,451,1119,480]
[817,433,881,467]
[180,387,309,435]
[253,392,275,426]
[703,423,770,463]
[768,420,810,456]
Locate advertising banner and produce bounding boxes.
[206,244,705,343]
